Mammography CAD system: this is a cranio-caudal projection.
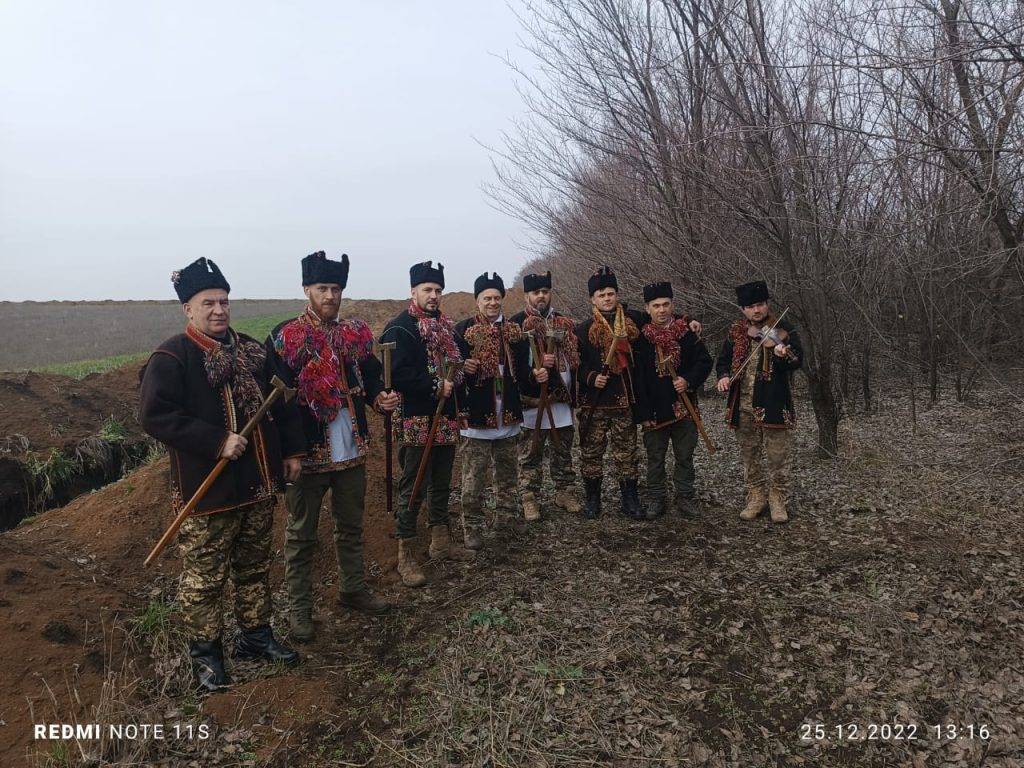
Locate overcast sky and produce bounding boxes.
[0,1,535,301]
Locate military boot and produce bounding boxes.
[768,489,789,523]
[674,495,699,519]
[583,478,602,519]
[339,588,390,615]
[397,539,428,587]
[429,525,476,561]
[554,488,582,514]
[619,480,645,520]
[288,611,314,643]
[235,625,300,666]
[190,639,230,692]
[739,487,768,521]
[646,496,666,520]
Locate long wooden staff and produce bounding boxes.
[657,353,718,453]
[379,342,397,517]
[579,333,624,441]
[408,360,462,513]
[528,332,561,450]
[145,375,296,567]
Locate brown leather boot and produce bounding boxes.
[429,525,476,561]
[522,495,541,522]
[739,487,767,521]
[397,539,428,588]
[338,588,390,615]
[768,489,789,523]
[554,488,581,514]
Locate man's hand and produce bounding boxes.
[773,343,789,358]
[376,391,400,412]
[594,374,609,389]
[441,379,454,398]
[688,320,702,336]
[672,376,689,395]
[716,376,731,393]
[283,457,302,482]
[221,432,248,460]
[463,358,480,375]
[542,352,556,368]
[534,367,549,383]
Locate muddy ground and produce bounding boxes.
[2,377,1022,767]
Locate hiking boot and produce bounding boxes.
[429,525,476,561]
[235,625,300,666]
[190,639,230,692]
[739,488,767,521]
[288,611,314,643]
[583,478,602,519]
[522,496,541,522]
[619,479,646,520]
[554,488,581,514]
[768,489,789,523]
[339,588,390,615]
[646,496,666,520]
[674,495,699,519]
[398,539,428,587]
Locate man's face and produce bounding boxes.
[184,289,230,337]
[647,297,673,325]
[304,283,343,320]
[742,301,770,324]
[526,287,551,314]
[591,287,619,313]
[411,283,443,312]
[477,288,503,320]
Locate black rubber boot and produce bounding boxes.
[618,480,644,519]
[646,496,666,520]
[235,625,300,666]
[624,479,647,519]
[583,478,602,519]
[190,639,230,692]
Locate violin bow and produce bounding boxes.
[730,307,790,382]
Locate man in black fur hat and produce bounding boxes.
[267,251,401,642]
[380,261,475,588]
[140,257,305,692]
[715,280,802,523]
[510,271,582,520]
[634,281,713,519]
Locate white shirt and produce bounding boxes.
[327,407,360,463]
[522,368,573,430]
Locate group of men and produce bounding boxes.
[139,252,802,692]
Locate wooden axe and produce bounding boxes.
[380,341,397,517]
[408,360,463,513]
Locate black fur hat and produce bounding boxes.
[587,266,618,296]
[301,251,349,288]
[410,261,445,289]
[474,272,506,298]
[171,258,230,304]
[735,280,770,307]
[642,281,673,303]
[522,271,552,293]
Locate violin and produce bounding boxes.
[746,320,798,361]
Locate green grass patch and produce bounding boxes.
[130,600,177,639]
[98,416,130,444]
[467,607,512,629]
[233,312,296,341]
[26,448,81,503]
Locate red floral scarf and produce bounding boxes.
[728,319,753,377]
[463,315,524,380]
[274,308,374,422]
[407,300,465,385]
[642,317,691,373]
[588,305,638,374]
[521,307,579,370]
[186,325,266,419]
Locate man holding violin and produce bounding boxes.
[715,281,802,523]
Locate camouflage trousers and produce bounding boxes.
[517,425,576,504]
[284,464,367,615]
[579,407,638,481]
[735,410,793,495]
[460,436,520,527]
[177,499,274,642]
